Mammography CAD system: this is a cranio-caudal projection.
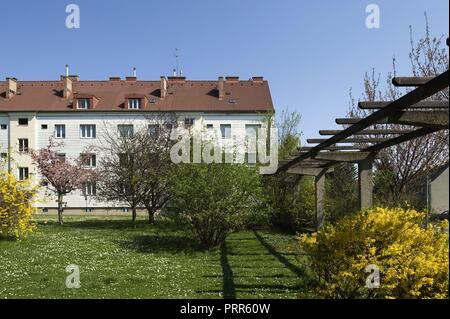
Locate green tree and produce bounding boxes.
[265,109,317,232]
[170,163,266,250]
[326,163,359,222]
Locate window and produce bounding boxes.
[118,125,134,138]
[41,124,48,130]
[228,98,237,104]
[245,124,261,164]
[18,118,28,126]
[55,124,66,139]
[57,153,66,162]
[220,124,231,139]
[80,125,96,138]
[246,124,261,139]
[1,153,7,159]
[148,124,160,138]
[85,208,93,213]
[82,182,97,196]
[1,124,7,130]
[184,118,195,127]
[42,208,49,213]
[164,122,173,132]
[19,167,29,181]
[206,124,214,130]
[77,99,91,109]
[128,99,141,109]
[18,138,29,153]
[81,153,96,167]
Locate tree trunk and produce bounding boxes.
[57,193,64,225]
[132,207,137,222]
[148,209,155,224]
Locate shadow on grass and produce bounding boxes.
[118,234,201,254]
[253,230,305,278]
[220,242,236,299]
[40,218,185,232]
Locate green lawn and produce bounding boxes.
[0,215,313,299]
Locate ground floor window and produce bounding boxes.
[18,167,29,180]
[82,182,97,196]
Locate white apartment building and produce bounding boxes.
[0,74,274,214]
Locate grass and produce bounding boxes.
[0,215,313,299]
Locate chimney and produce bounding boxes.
[125,76,137,81]
[133,67,137,77]
[109,76,121,81]
[63,76,73,98]
[160,76,167,99]
[6,77,17,99]
[60,75,79,82]
[225,76,239,82]
[218,76,225,101]
[65,64,69,77]
[252,76,264,83]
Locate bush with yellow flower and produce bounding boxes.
[299,207,449,299]
[0,170,38,239]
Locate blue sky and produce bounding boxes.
[0,0,448,144]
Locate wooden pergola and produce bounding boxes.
[276,46,449,229]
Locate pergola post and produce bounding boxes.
[293,176,301,204]
[315,169,326,229]
[358,158,374,210]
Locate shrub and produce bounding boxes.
[0,171,38,239]
[267,176,316,232]
[299,207,449,299]
[170,163,266,250]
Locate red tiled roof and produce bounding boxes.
[0,78,274,113]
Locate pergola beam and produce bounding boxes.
[307,137,389,144]
[309,151,378,162]
[300,145,367,151]
[277,70,449,172]
[287,166,333,176]
[392,77,435,87]
[359,100,449,109]
[335,110,449,129]
[319,129,414,135]
[364,127,439,152]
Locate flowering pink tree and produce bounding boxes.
[31,141,94,224]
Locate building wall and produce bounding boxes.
[1,111,267,212]
[430,167,449,214]
[0,115,10,170]
[6,112,38,180]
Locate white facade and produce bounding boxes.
[430,166,449,214]
[0,111,267,212]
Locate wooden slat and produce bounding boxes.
[359,100,448,109]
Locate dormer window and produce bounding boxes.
[77,98,91,109]
[128,98,141,109]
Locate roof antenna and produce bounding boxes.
[174,48,180,76]
[133,67,137,77]
[65,64,69,77]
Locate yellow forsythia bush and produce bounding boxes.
[0,170,38,239]
[299,207,449,299]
